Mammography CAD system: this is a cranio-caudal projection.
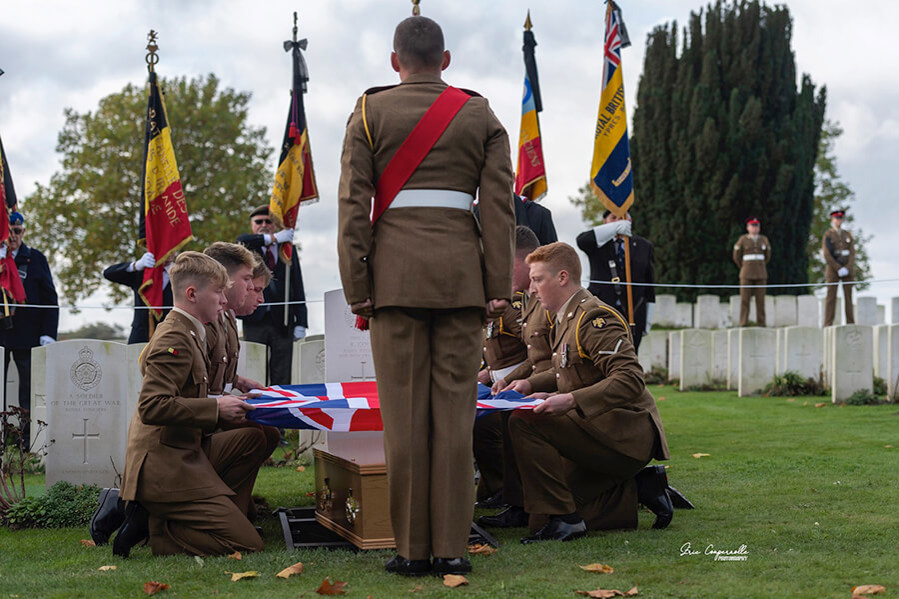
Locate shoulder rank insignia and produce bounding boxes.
[592,317,606,329]
[167,347,178,356]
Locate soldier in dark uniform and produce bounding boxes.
[103,251,173,344]
[504,242,671,542]
[822,208,855,326]
[732,217,771,327]
[576,211,655,351]
[338,16,515,576]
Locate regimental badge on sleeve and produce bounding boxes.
[512,299,523,311]
[592,317,606,329]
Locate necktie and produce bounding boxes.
[616,239,625,269]
[266,247,276,270]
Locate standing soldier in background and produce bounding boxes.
[338,15,514,577]
[822,208,855,326]
[733,217,771,327]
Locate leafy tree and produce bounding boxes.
[58,322,127,341]
[24,74,273,303]
[574,1,826,301]
[807,120,871,289]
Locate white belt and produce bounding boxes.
[839,249,850,256]
[743,254,765,261]
[491,360,527,383]
[389,189,474,211]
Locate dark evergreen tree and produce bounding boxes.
[594,1,827,301]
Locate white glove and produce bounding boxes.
[644,302,655,335]
[0,245,7,260]
[592,220,632,247]
[39,336,56,346]
[273,229,295,245]
[132,252,156,271]
[293,325,306,340]
[837,267,849,278]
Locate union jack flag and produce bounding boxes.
[245,382,541,431]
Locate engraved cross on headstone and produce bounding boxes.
[350,360,374,381]
[72,418,100,464]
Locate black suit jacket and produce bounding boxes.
[235,234,308,330]
[103,262,173,344]
[474,195,558,246]
[0,244,59,350]
[576,231,655,330]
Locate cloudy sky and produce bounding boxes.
[2,0,898,334]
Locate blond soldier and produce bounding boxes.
[504,243,671,542]
[822,208,856,326]
[337,16,515,576]
[111,252,268,558]
[733,217,771,326]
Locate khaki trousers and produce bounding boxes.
[139,427,268,556]
[509,410,647,530]
[370,306,483,560]
[824,269,855,326]
[739,278,766,326]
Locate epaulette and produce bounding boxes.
[363,84,399,96]
[458,88,482,98]
[575,304,632,359]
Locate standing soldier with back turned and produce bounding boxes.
[338,15,515,577]
[733,217,771,327]
[821,208,855,326]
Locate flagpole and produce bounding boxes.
[146,31,158,338]
[282,13,298,329]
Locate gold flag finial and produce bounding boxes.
[145,30,159,72]
[412,0,420,16]
[524,10,533,31]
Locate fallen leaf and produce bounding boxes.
[229,571,258,582]
[814,402,826,408]
[409,584,423,592]
[692,453,710,458]
[316,577,348,595]
[786,398,795,402]
[625,587,639,597]
[443,574,469,588]
[575,587,638,598]
[851,584,886,598]
[296,465,306,472]
[579,563,614,574]
[276,562,304,579]
[80,539,96,547]
[143,581,170,596]
[657,396,666,401]
[305,491,317,497]
[194,556,205,567]
[228,551,242,560]
[468,543,498,556]
[885,445,893,448]
[98,565,117,571]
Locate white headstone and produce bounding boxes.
[5,354,18,411]
[822,326,834,388]
[873,325,889,379]
[764,296,775,327]
[667,331,682,382]
[643,330,667,374]
[293,335,326,384]
[775,328,785,375]
[324,289,375,383]
[830,325,873,403]
[654,295,676,328]
[856,297,878,326]
[729,296,741,326]
[711,330,728,382]
[695,295,720,329]
[27,346,47,455]
[238,341,268,385]
[45,340,129,488]
[727,328,740,390]
[719,302,732,329]
[892,297,899,325]
[675,303,693,328]
[738,328,777,397]
[125,344,145,426]
[822,297,843,326]
[782,327,823,381]
[886,324,899,401]
[796,295,819,328]
[679,329,712,390]
[774,296,798,327]
[877,305,885,325]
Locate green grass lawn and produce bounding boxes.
[1,386,897,598]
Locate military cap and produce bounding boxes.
[8,211,23,225]
[829,208,846,218]
[745,216,760,225]
[249,205,269,219]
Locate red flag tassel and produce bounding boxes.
[354,315,369,331]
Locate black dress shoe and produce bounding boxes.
[477,505,528,528]
[90,488,125,546]
[475,490,506,509]
[384,555,431,577]
[112,502,150,558]
[520,516,587,544]
[432,557,472,576]
[668,485,695,509]
[635,465,674,529]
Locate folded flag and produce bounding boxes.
[245,382,541,431]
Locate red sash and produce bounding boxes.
[370,86,470,224]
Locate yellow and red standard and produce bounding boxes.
[0,132,24,304]
[138,70,192,318]
[515,15,547,201]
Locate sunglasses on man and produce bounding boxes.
[10,227,24,234]
[253,218,272,225]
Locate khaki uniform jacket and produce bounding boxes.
[121,310,231,503]
[483,291,528,371]
[527,288,669,463]
[206,311,241,395]
[821,228,855,278]
[504,292,555,382]
[337,73,515,309]
[733,234,771,280]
